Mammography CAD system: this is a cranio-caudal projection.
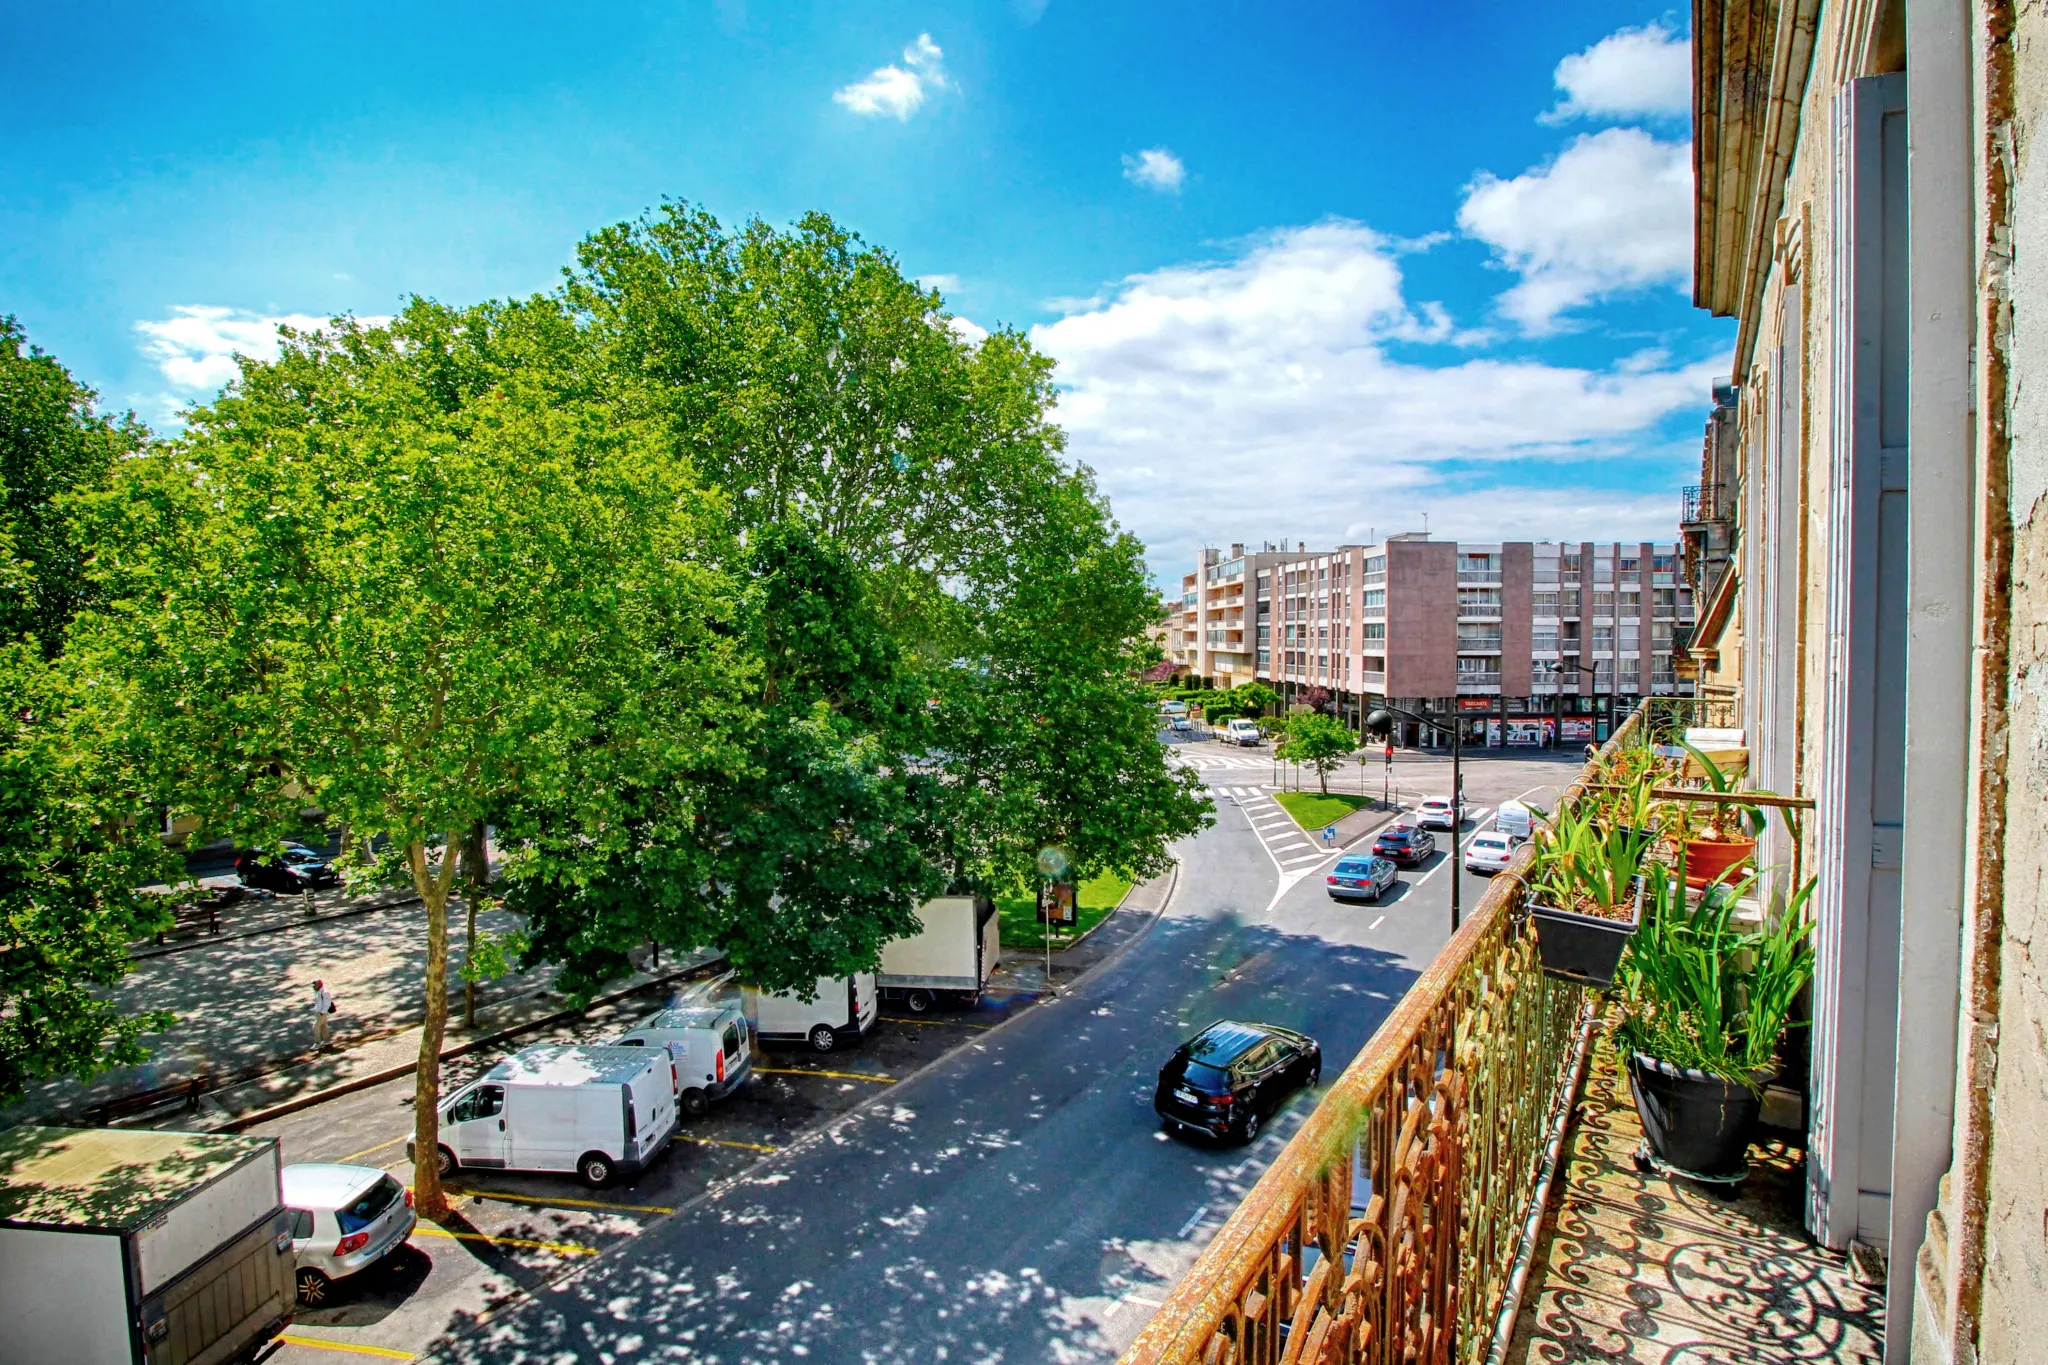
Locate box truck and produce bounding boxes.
[742,973,877,1052]
[415,1043,678,1188]
[878,893,1000,1013]
[0,1124,295,1365]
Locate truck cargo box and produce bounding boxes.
[878,894,999,1009]
[0,1124,295,1365]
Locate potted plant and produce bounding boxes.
[1609,864,1815,1181]
[1676,743,1760,888]
[1525,800,1652,987]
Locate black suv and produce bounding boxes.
[1154,1020,1322,1145]
[1373,823,1437,867]
[236,843,342,894]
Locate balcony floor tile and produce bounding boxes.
[1507,1038,1883,1364]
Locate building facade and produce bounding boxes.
[1170,535,1695,744]
[1677,4,2048,1363]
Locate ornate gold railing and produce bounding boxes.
[1119,717,1642,1365]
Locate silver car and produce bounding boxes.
[282,1162,418,1305]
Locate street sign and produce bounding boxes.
[1323,825,1337,845]
[1038,879,1077,926]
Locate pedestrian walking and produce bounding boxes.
[311,979,335,1051]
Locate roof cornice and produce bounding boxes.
[1693,0,1822,374]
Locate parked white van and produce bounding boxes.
[416,1043,678,1187]
[1495,799,1536,843]
[742,973,877,1053]
[613,1002,753,1117]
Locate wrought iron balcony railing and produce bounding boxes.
[1681,482,1730,524]
[1118,718,1639,1365]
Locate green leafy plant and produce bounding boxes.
[1274,712,1357,795]
[1609,863,1816,1082]
[1675,741,1765,843]
[1528,798,1654,922]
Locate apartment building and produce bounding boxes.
[1169,534,1695,743]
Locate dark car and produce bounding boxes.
[236,843,342,894]
[1373,823,1436,867]
[1154,1020,1322,1145]
[1325,855,1398,903]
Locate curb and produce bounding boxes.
[1045,860,1176,960]
[418,852,1186,1362]
[213,963,716,1134]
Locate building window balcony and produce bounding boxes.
[1457,569,1504,584]
[1455,674,1503,693]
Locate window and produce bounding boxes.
[1457,656,1491,674]
[290,1208,315,1240]
[1458,588,1501,609]
[1532,591,1560,613]
[1593,591,1615,610]
[1364,555,1386,574]
[1561,588,1580,610]
[1618,556,1640,572]
[336,1176,406,1235]
[450,1084,504,1123]
[1561,553,1582,572]
[1363,622,1385,640]
[1653,554,1676,572]
[1363,589,1386,609]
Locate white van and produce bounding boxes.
[1223,718,1262,746]
[742,973,877,1053]
[420,1044,678,1187]
[1495,799,1536,843]
[614,1003,753,1117]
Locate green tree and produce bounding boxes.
[0,316,144,652]
[72,300,743,1216]
[505,524,947,995]
[1201,681,1278,725]
[1277,712,1358,796]
[0,632,179,1102]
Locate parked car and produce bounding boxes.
[613,1002,753,1117]
[742,973,877,1052]
[1222,718,1263,746]
[281,1163,417,1305]
[1159,699,1188,717]
[1154,1020,1322,1145]
[411,1042,679,1187]
[1415,796,1463,831]
[1167,715,1194,733]
[1464,831,1516,875]
[237,843,341,893]
[1325,855,1398,903]
[1373,823,1436,866]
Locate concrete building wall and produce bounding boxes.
[1386,539,1457,698]
[1500,542,1533,699]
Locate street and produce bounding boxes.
[231,742,1573,1364]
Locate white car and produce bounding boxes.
[282,1163,418,1306]
[1464,831,1516,874]
[1416,797,1463,831]
[1223,718,1262,746]
[1160,700,1188,717]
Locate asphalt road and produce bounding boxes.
[413,749,1576,1364]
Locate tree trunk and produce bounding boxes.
[409,835,461,1222]
[1318,765,1329,796]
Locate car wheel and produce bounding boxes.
[295,1267,332,1307]
[904,989,935,1015]
[808,1024,839,1053]
[579,1152,614,1187]
[1238,1108,1262,1145]
[680,1088,709,1119]
[435,1145,457,1179]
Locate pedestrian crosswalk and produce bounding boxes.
[1207,785,1272,798]
[1176,753,1275,771]
[1233,790,1340,874]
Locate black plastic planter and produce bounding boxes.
[1627,1053,1771,1181]
[1528,879,1642,987]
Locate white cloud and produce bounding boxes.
[946,315,988,346]
[1028,222,1713,575]
[917,273,962,294]
[833,33,949,120]
[1121,148,1185,194]
[134,306,379,393]
[1458,128,1693,333]
[1545,23,1691,123]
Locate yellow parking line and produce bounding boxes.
[412,1225,597,1256]
[336,1134,408,1165]
[880,1015,991,1030]
[275,1335,416,1360]
[675,1134,779,1153]
[447,1187,675,1216]
[755,1066,895,1083]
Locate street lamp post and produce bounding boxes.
[1545,659,1596,755]
[1365,703,1463,932]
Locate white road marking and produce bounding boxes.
[1369,915,1386,930]
[1177,1204,1210,1238]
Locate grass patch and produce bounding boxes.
[995,870,1136,955]
[1273,790,1376,832]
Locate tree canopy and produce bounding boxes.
[1277,713,1358,796]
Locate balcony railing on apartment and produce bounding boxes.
[1457,568,1504,584]
[1681,482,1731,524]
[1119,726,1636,1365]
[1455,674,1503,693]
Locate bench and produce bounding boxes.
[86,1070,216,1126]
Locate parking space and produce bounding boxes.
[255,994,1034,1361]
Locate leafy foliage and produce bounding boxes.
[0,639,178,1102]
[1275,712,1356,795]
[0,316,143,652]
[1198,681,1277,724]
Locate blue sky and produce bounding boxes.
[1,1,1730,579]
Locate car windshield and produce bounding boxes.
[1334,861,1372,875]
[334,1174,404,1234]
[1177,1060,1232,1093]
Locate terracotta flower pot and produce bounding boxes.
[1683,835,1755,888]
